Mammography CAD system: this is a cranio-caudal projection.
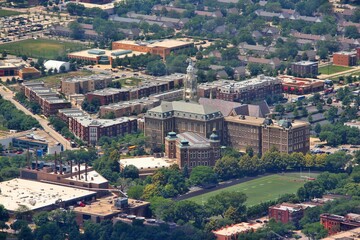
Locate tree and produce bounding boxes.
[314,123,322,136]
[214,155,240,180]
[146,60,166,76]
[122,165,139,179]
[195,51,203,60]
[293,108,299,118]
[326,97,332,105]
[206,191,247,218]
[21,55,28,61]
[325,106,338,123]
[345,26,360,39]
[303,223,328,240]
[189,166,217,186]
[127,185,144,199]
[274,104,285,115]
[1,51,7,59]
[68,21,85,40]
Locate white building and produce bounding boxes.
[44,60,70,72]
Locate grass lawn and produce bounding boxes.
[119,77,142,87]
[187,173,319,206]
[319,65,352,75]
[0,9,22,17]
[34,70,93,88]
[0,39,87,59]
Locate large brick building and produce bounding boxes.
[86,88,130,105]
[22,82,71,116]
[320,213,360,235]
[61,74,113,96]
[69,116,137,145]
[333,51,357,66]
[268,203,305,225]
[290,61,318,78]
[71,0,111,3]
[164,131,221,170]
[224,116,310,155]
[197,75,282,103]
[144,101,224,148]
[112,39,194,59]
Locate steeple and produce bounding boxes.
[183,58,197,102]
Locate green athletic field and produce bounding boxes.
[0,9,22,17]
[0,39,86,59]
[187,172,319,206]
[319,65,352,75]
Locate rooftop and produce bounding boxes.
[73,116,135,127]
[213,221,264,237]
[62,74,111,83]
[293,61,318,66]
[270,203,303,212]
[321,226,360,240]
[177,132,212,148]
[146,101,223,119]
[68,48,144,59]
[119,156,176,171]
[58,108,88,118]
[0,178,96,211]
[225,116,309,129]
[100,98,160,110]
[114,39,193,49]
[334,51,357,56]
[88,88,129,96]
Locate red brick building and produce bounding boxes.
[164,131,221,170]
[86,88,130,105]
[333,51,357,66]
[69,116,137,145]
[320,213,360,235]
[280,76,324,95]
[268,203,304,225]
[290,61,318,78]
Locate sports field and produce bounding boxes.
[0,9,22,17]
[319,65,352,75]
[0,39,87,59]
[187,173,319,206]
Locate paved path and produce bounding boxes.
[0,85,73,150]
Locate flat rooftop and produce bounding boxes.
[334,51,357,55]
[119,156,176,170]
[177,132,211,148]
[58,108,88,118]
[65,168,108,185]
[270,203,303,212]
[0,178,96,211]
[100,98,160,110]
[293,61,318,66]
[15,129,61,147]
[213,221,264,237]
[62,74,111,83]
[73,116,135,127]
[114,39,193,49]
[73,195,149,217]
[88,88,129,96]
[321,226,360,240]
[68,48,144,59]
[225,116,309,129]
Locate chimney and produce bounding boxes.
[54,151,58,174]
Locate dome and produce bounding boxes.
[167,132,177,138]
[186,60,194,73]
[180,139,189,146]
[209,128,219,141]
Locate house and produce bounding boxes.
[239,56,282,69]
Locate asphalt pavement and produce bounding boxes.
[0,85,73,150]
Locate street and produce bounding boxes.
[0,85,73,150]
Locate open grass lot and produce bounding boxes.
[0,39,87,59]
[319,65,352,75]
[0,9,22,17]
[34,70,93,88]
[187,173,319,206]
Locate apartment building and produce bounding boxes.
[320,213,360,235]
[333,51,357,66]
[290,61,318,78]
[69,117,137,145]
[280,75,324,95]
[268,203,305,225]
[22,82,71,116]
[86,88,130,105]
[197,75,282,103]
[61,74,113,96]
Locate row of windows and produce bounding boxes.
[189,161,209,167]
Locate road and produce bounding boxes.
[0,85,73,150]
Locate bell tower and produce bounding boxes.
[183,58,197,102]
